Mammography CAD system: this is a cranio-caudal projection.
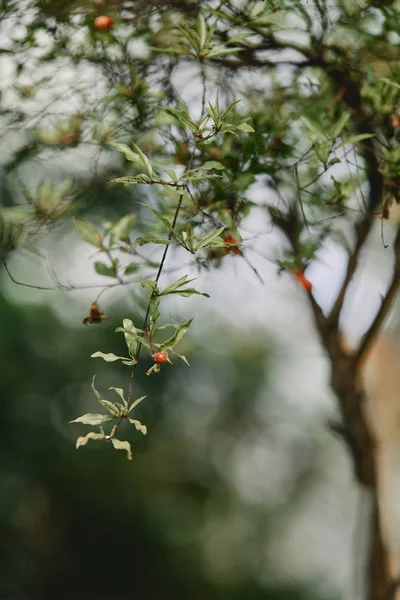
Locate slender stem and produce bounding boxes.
[125,193,184,407]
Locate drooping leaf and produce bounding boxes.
[128,419,147,435]
[111,438,132,460]
[75,431,106,450]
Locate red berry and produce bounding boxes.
[94,15,114,31]
[153,352,168,364]
[223,235,243,256]
[292,269,312,293]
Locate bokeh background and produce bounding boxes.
[1,1,397,599]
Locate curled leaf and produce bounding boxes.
[128,419,147,435]
[91,352,131,362]
[111,438,132,460]
[75,431,106,450]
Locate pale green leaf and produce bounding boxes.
[69,413,114,426]
[75,431,106,449]
[336,134,375,149]
[236,122,255,133]
[109,386,127,408]
[128,419,147,435]
[94,262,116,278]
[109,142,140,163]
[199,161,225,170]
[111,438,132,460]
[110,214,136,243]
[131,143,154,177]
[124,262,139,275]
[136,236,175,247]
[91,351,130,362]
[73,218,102,248]
[128,395,148,412]
[158,318,193,351]
[99,400,121,416]
[194,226,225,251]
[160,274,196,295]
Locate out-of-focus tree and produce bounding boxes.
[2,1,400,598]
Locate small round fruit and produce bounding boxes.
[293,269,312,293]
[223,235,243,256]
[153,352,168,364]
[94,15,114,31]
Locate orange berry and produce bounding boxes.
[223,235,243,256]
[293,269,312,293]
[153,351,168,364]
[94,15,114,31]
[392,114,400,128]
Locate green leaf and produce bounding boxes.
[236,122,255,133]
[160,274,197,295]
[141,279,159,293]
[162,108,198,133]
[91,375,101,402]
[131,143,154,177]
[124,262,139,275]
[138,203,178,237]
[158,318,193,351]
[314,140,331,165]
[336,134,375,149]
[194,226,225,251]
[116,318,139,356]
[128,419,147,435]
[166,288,210,298]
[110,214,136,243]
[149,295,160,335]
[136,236,175,247]
[380,77,400,91]
[171,350,190,366]
[109,142,140,163]
[91,351,130,362]
[128,395,147,412]
[69,413,114,426]
[196,13,207,48]
[73,218,102,248]
[302,116,328,141]
[99,400,121,416]
[109,386,127,408]
[94,262,117,278]
[111,438,132,460]
[220,99,241,121]
[199,161,225,170]
[330,112,351,140]
[75,431,106,449]
[110,175,153,185]
[205,46,244,58]
[121,358,138,366]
